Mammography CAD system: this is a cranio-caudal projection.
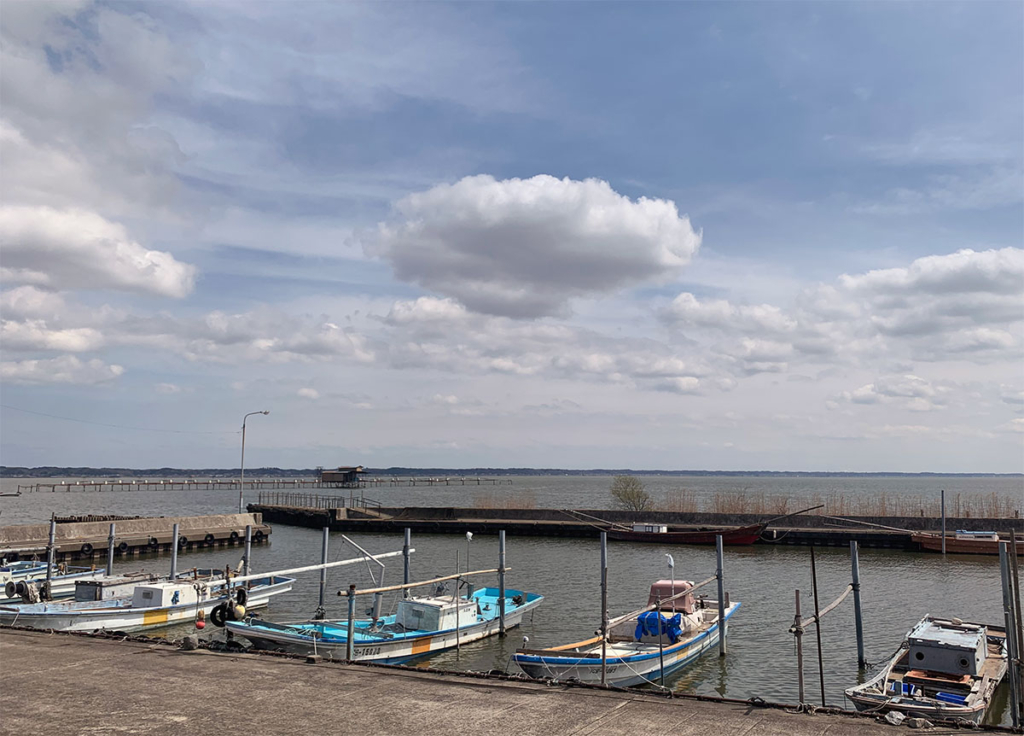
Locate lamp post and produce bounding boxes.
[240,410,270,498]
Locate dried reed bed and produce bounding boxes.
[659,489,1022,518]
[472,490,537,510]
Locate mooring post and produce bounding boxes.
[600,530,608,686]
[170,523,180,580]
[794,590,805,704]
[850,540,866,667]
[318,526,330,612]
[657,598,666,687]
[346,584,356,662]
[810,546,826,707]
[940,489,946,555]
[999,542,1021,728]
[106,523,116,576]
[46,516,56,584]
[238,489,243,514]
[403,528,411,599]
[455,550,461,655]
[498,529,507,637]
[1011,530,1024,723]
[716,534,727,657]
[243,525,252,577]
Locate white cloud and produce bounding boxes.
[369,175,701,318]
[664,293,796,333]
[0,355,124,385]
[0,206,196,297]
[297,388,320,399]
[0,285,66,320]
[155,383,183,394]
[0,320,105,352]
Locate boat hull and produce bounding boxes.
[0,576,293,632]
[226,589,543,664]
[606,525,763,545]
[912,534,1024,556]
[514,602,740,687]
[0,569,106,602]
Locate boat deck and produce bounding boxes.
[2,627,903,735]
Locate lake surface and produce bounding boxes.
[2,474,1021,725]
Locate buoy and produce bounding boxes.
[195,619,206,630]
[232,604,246,619]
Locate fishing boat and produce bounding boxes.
[1,561,107,602]
[845,615,1008,724]
[0,571,294,632]
[911,531,1024,556]
[513,579,740,687]
[605,523,764,545]
[225,585,543,663]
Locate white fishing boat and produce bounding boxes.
[225,585,543,663]
[0,572,294,632]
[1,561,106,602]
[845,615,1008,724]
[513,579,739,687]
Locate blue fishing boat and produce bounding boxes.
[225,586,543,663]
[513,579,739,687]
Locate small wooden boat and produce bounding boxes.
[513,579,739,687]
[912,530,1024,556]
[225,586,543,663]
[845,615,1008,724]
[0,572,294,632]
[606,523,764,545]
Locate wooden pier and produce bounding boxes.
[16,476,513,493]
[0,513,271,562]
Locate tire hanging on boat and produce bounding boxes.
[210,603,228,627]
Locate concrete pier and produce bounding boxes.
[0,628,907,735]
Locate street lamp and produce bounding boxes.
[240,411,270,502]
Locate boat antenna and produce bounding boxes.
[665,554,675,603]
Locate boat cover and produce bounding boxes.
[635,611,682,642]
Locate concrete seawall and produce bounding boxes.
[0,627,919,735]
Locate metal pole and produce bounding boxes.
[170,523,179,580]
[850,541,866,667]
[240,421,247,494]
[455,550,461,655]
[346,584,356,662]
[318,526,329,611]
[795,590,805,704]
[1000,542,1021,728]
[657,598,666,687]
[941,489,946,555]
[1011,531,1024,722]
[106,523,116,576]
[810,546,826,707]
[403,528,411,598]
[238,489,243,514]
[46,516,56,583]
[498,529,506,636]
[600,531,608,686]
[243,525,252,577]
[716,534,727,656]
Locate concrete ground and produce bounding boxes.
[0,628,966,735]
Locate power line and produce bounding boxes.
[0,404,239,435]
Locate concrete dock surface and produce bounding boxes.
[0,628,986,735]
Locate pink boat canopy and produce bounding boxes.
[647,579,695,614]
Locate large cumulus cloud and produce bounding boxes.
[368,175,701,318]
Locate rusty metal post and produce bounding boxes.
[600,531,608,686]
[106,523,116,576]
[346,584,356,662]
[498,529,506,636]
[810,546,826,707]
[850,541,865,667]
[794,590,805,704]
[717,534,727,656]
[243,525,252,577]
[170,522,180,580]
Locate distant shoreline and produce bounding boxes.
[1,466,1021,479]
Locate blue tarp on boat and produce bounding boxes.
[635,611,682,642]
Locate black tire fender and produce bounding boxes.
[117,541,128,553]
[253,530,265,542]
[204,533,215,545]
[148,537,160,548]
[80,542,94,555]
[177,536,188,548]
[210,603,227,628]
[235,587,248,606]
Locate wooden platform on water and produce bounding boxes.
[0,513,271,561]
[0,627,905,735]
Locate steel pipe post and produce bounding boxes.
[717,534,727,657]
[170,523,180,580]
[46,517,56,583]
[403,528,411,598]
[600,531,608,686]
[243,525,253,577]
[498,529,506,636]
[850,541,866,667]
[318,526,330,610]
[795,590,805,704]
[106,523,116,576]
[1000,543,1021,728]
[346,584,356,662]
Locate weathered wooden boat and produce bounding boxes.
[0,572,294,632]
[225,586,543,663]
[1,561,107,602]
[911,530,1024,556]
[845,615,1008,724]
[606,523,764,545]
[513,579,740,687]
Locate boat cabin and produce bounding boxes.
[632,523,667,534]
[907,618,987,676]
[131,582,199,609]
[954,530,999,542]
[394,596,477,632]
[75,573,158,602]
[647,580,695,614]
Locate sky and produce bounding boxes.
[0,1,1022,473]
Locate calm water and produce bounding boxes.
[2,474,1022,725]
